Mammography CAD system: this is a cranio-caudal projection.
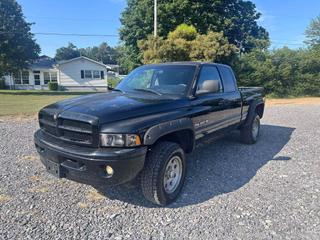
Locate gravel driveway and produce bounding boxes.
[0,104,319,239]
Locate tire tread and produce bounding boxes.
[141,141,182,205]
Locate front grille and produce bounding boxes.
[39,111,58,136]
[61,119,92,132]
[39,110,98,146]
[61,130,93,144]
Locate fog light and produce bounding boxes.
[105,165,114,176]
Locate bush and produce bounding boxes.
[0,78,5,89]
[48,82,58,91]
[108,76,122,88]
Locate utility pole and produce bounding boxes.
[154,0,157,37]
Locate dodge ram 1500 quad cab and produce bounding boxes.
[34,62,265,206]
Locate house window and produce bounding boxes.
[14,72,22,84]
[22,71,29,84]
[44,72,50,84]
[51,72,57,82]
[14,71,29,84]
[81,70,102,79]
[93,70,100,79]
[43,72,58,84]
[84,70,92,78]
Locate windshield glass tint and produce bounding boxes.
[116,65,196,96]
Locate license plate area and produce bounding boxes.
[45,159,62,178]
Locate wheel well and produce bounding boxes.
[255,103,265,118]
[153,129,194,153]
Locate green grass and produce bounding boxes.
[0,90,93,116]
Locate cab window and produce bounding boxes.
[196,66,223,93]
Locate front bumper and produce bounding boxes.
[34,130,147,186]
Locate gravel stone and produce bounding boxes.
[0,105,319,239]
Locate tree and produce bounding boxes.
[0,0,40,75]
[138,24,238,64]
[305,15,320,47]
[55,43,80,61]
[234,47,320,97]
[120,0,269,70]
[79,42,119,64]
[55,42,121,64]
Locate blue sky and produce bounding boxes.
[17,0,320,57]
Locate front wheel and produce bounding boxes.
[240,114,261,144]
[141,141,186,206]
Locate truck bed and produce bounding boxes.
[239,87,265,102]
[239,87,264,94]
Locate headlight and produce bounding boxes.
[100,134,141,147]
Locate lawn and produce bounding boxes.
[0,90,319,117]
[0,90,94,116]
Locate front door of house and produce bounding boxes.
[33,71,41,89]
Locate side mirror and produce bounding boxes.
[196,80,220,95]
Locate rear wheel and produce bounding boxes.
[141,141,186,206]
[240,114,260,144]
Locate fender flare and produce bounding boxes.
[243,100,265,127]
[143,118,195,146]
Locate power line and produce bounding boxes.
[0,31,119,37]
[25,15,119,22]
[33,32,119,37]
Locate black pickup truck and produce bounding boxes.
[34,62,264,205]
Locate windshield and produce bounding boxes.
[116,65,196,97]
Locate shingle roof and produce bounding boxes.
[29,55,56,69]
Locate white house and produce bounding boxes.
[4,56,116,91]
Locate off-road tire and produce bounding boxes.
[141,141,186,206]
[240,114,261,144]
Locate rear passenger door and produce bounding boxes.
[216,65,242,128]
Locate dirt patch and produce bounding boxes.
[22,155,39,161]
[266,97,320,106]
[29,175,42,182]
[86,189,105,202]
[77,202,89,209]
[0,114,37,123]
[28,186,50,193]
[0,194,12,203]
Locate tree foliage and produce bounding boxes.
[79,42,119,64]
[305,15,320,47]
[120,0,269,69]
[55,42,120,65]
[234,47,320,97]
[55,43,80,61]
[0,0,40,75]
[139,24,238,64]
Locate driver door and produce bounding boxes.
[191,65,227,139]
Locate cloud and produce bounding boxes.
[257,8,277,32]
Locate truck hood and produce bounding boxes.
[44,91,188,124]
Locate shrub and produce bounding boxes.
[48,82,58,91]
[108,76,122,88]
[0,78,5,89]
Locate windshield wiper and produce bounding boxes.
[111,88,125,93]
[133,88,162,96]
